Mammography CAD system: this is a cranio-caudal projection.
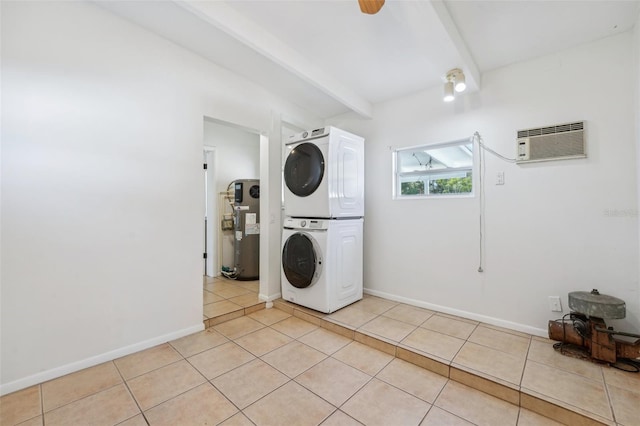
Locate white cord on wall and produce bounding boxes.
[475,132,517,164]
[473,132,516,273]
[476,132,485,273]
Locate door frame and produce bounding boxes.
[203,147,216,277]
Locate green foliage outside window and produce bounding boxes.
[401,181,425,195]
[429,173,472,194]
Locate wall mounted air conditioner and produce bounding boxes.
[516,121,585,163]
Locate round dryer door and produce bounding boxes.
[284,143,325,197]
[282,233,322,289]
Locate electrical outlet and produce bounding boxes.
[548,296,562,312]
[496,171,505,185]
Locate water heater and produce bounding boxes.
[232,179,260,280]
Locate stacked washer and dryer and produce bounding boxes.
[281,127,365,313]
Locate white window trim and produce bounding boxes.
[392,137,475,200]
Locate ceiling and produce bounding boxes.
[96,0,639,119]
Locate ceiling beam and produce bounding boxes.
[387,0,480,93]
[428,0,481,91]
[176,0,373,119]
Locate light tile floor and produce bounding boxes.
[1,278,638,425]
[203,276,263,327]
[271,295,640,426]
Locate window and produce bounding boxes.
[393,138,474,198]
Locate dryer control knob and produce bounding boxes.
[301,220,307,227]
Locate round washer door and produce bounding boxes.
[284,143,325,197]
[282,233,322,289]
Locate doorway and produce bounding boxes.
[201,114,315,321]
[203,117,261,278]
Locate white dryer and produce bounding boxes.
[281,217,363,313]
[283,127,364,219]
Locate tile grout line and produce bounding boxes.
[525,358,611,385]
[462,328,531,357]
[113,412,149,426]
[206,378,250,424]
[449,322,480,364]
[41,381,127,421]
[116,352,185,382]
[417,406,431,426]
[369,360,444,410]
[264,347,324,380]
[427,381,459,423]
[112,359,150,425]
[128,361,210,417]
[185,341,256,383]
[424,404,483,426]
[261,338,329,380]
[318,409,361,426]
[40,361,133,414]
[374,370,440,401]
[38,384,44,424]
[599,366,617,424]
[518,334,534,408]
[235,378,300,423]
[330,373,375,415]
[167,333,232,359]
[294,358,375,418]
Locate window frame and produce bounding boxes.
[392,137,475,200]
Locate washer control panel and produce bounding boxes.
[283,218,328,230]
[287,127,330,144]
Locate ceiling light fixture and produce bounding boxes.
[443,68,466,102]
[454,72,466,92]
[443,81,455,102]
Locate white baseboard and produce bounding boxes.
[364,288,547,338]
[259,292,282,303]
[0,323,204,396]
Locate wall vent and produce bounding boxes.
[516,121,585,163]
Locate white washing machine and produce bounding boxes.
[281,217,363,313]
[283,127,364,219]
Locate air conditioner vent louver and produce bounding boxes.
[516,121,586,163]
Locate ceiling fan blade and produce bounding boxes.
[358,0,385,15]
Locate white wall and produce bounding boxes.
[203,120,260,272]
[1,1,320,394]
[635,8,640,330]
[330,32,639,335]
